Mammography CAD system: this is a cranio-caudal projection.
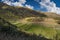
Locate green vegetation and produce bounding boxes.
[26,23,56,39]
[14,23,56,39]
[0,17,51,40]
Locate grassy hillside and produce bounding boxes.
[0,2,60,40]
[0,2,47,22]
[0,17,51,40]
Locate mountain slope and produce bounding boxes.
[0,2,60,39]
[0,17,51,40]
[0,2,47,22]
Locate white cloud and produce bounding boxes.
[1,0,26,7]
[2,0,12,5]
[41,0,50,3]
[12,2,23,7]
[1,0,34,9]
[19,0,26,4]
[25,5,34,9]
[40,0,60,14]
[34,0,40,2]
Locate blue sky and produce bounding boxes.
[0,0,60,14]
[52,0,60,7]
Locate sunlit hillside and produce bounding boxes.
[0,2,60,40]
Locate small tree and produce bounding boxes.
[57,20,60,24]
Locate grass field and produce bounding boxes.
[12,21,56,39]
